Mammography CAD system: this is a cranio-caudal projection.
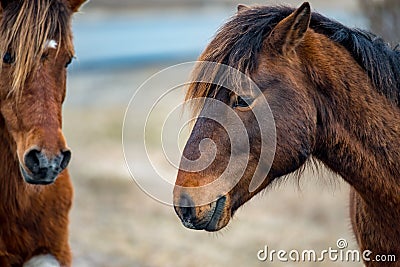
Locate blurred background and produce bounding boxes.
[64,0,399,266]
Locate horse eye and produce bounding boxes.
[234,96,252,108]
[41,52,49,60]
[65,57,73,68]
[3,52,15,64]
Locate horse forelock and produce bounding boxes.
[186,6,292,115]
[0,0,74,95]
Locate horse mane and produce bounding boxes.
[0,0,74,94]
[187,5,400,111]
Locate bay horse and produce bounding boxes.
[0,0,86,266]
[174,2,400,266]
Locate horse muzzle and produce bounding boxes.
[20,148,71,185]
[174,194,230,232]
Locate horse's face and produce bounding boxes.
[175,3,316,231]
[0,44,72,185]
[0,0,86,185]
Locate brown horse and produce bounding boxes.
[0,0,86,266]
[174,2,400,266]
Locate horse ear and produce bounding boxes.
[267,2,311,55]
[67,0,88,12]
[237,4,250,13]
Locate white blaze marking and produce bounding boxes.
[45,39,58,49]
[23,254,61,267]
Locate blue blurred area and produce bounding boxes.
[70,9,231,71]
[69,8,366,72]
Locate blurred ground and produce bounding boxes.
[359,0,400,45]
[63,1,374,266]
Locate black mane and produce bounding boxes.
[201,6,400,103]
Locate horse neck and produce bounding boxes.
[0,115,30,215]
[303,33,400,211]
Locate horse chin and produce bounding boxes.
[204,196,232,232]
[19,165,55,185]
[175,194,233,231]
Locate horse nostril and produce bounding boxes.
[24,148,42,174]
[181,206,195,221]
[178,194,196,222]
[60,149,71,170]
